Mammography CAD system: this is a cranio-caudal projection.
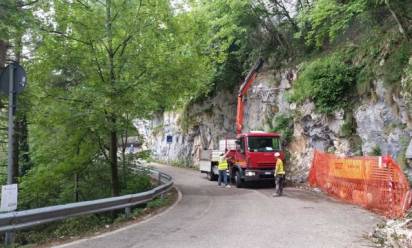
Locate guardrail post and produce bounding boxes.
[5,231,15,247]
[125,207,131,218]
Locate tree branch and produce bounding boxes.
[95,133,110,162]
[75,0,92,10]
[114,69,146,95]
[40,28,92,45]
[113,35,133,56]
[17,0,39,7]
[90,42,107,83]
[385,0,409,40]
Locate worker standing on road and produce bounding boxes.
[218,153,231,188]
[273,152,285,196]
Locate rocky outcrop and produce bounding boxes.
[355,80,411,156]
[370,213,412,248]
[137,64,412,183]
[135,90,238,166]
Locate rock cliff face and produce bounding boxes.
[135,90,238,165]
[136,63,412,182]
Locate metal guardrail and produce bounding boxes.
[0,166,173,233]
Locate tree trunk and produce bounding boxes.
[11,31,24,183]
[121,114,129,187]
[385,0,409,40]
[0,40,7,67]
[74,173,79,202]
[0,40,7,110]
[106,0,120,196]
[19,115,31,176]
[110,121,120,196]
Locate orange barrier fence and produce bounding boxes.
[308,150,412,218]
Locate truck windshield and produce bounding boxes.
[248,137,280,152]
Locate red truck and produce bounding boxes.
[226,58,285,187]
[226,131,284,187]
[198,58,285,187]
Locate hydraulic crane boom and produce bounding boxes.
[236,58,264,134]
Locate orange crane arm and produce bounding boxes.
[236,58,264,134]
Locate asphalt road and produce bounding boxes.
[57,164,381,248]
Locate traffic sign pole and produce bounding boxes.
[0,63,26,247]
[7,63,14,185]
[5,64,15,246]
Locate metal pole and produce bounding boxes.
[5,63,15,247]
[7,63,14,185]
[167,143,170,167]
[124,207,131,218]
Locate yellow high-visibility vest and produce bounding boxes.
[275,158,285,175]
[218,159,228,170]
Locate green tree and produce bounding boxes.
[296,0,411,48]
[22,0,212,203]
[296,0,368,47]
[0,0,38,183]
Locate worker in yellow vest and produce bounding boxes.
[218,153,231,188]
[273,152,285,196]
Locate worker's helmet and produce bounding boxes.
[274,152,280,157]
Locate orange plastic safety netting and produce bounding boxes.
[308,150,412,218]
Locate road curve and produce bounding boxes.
[57,163,381,248]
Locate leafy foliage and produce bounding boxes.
[370,145,382,156]
[296,0,368,47]
[16,0,214,206]
[382,41,412,85]
[269,114,294,146]
[401,59,412,110]
[291,53,357,113]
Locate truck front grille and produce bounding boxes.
[258,163,275,168]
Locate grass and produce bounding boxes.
[170,159,197,170]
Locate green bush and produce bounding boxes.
[15,214,111,245]
[291,54,356,113]
[382,41,412,86]
[19,161,152,209]
[370,145,382,156]
[340,112,357,137]
[137,150,152,161]
[340,121,354,137]
[269,114,294,145]
[121,172,152,195]
[171,159,195,169]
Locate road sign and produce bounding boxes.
[0,63,27,95]
[1,184,18,212]
[166,135,173,144]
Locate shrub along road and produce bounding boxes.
[57,163,381,248]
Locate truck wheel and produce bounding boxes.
[207,172,214,181]
[235,170,243,188]
[207,166,217,181]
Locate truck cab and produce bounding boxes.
[227,131,284,187]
